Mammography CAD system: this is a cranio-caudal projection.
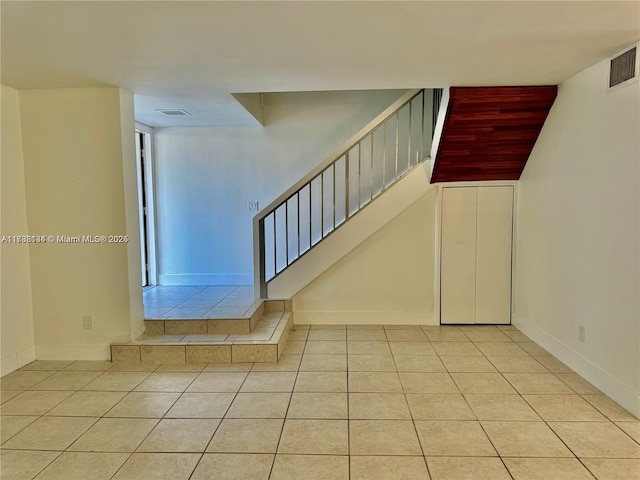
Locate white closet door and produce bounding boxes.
[475,186,513,324]
[441,187,477,324]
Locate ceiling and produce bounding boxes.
[2,1,638,127]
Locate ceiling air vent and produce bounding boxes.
[156,109,191,116]
[608,44,639,92]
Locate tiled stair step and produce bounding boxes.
[111,311,293,364]
[144,299,290,335]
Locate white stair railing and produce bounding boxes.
[253,89,443,297]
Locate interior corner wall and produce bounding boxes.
[19,87,138,360]
[515,57,640,416]
[1,84,36,374]
[153,89,406,286]
[119,89,145,339]
[292,188,437,325]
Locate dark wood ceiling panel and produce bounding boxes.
[431,86,557,183]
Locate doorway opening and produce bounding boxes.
[135,125,157,286]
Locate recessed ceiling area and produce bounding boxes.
[2,1,638,127]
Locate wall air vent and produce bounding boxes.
[608,43,639,92]
[156,109,191,116]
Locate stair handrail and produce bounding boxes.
[253,88,436,298]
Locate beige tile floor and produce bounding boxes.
[143,285,256,319]
[1,324,639,480]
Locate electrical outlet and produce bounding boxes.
[83,315,93,330]
[578,325,585,342]
[248,201,259,212]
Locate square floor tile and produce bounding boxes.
[226,392,291,418]
[481,421,573,457]
[616,421,640,443]
[287,393,347,419]
[69,418,158,452]
[406,394,476,420]
[432,342,482,356]
[307,330,346,341]
[523,395,607,421]
[1,416,39,442]
[347,341,391,355]
[47,391,127,417]
[385,330,427,342]
[451,373,517,394]
[134,372,198,392]
[348,355,396,372]
[535,356,574,373]
[389,342,435,355]
[138,418,219,452]
[487,356,548,373]
[29,371,102,390]
[82,372,150,391]
[440,356,497,373]
[350,456,429,480]
[463,330,511,342]
[348,372,402,392]
[112,453,199,480]
[1,390,74,416]
[63,361,114,372]
[271,454,349,480]
[349,393,411,419]
[582,395,639,421]
[278,419,348,455]
[208,418,283,453]
[347,330,388,341]
[556,374,600,394]
[240,372,296,392]
[251,354,301,372]
[580,459,640,480]
[427,456,511,480]
[504,373,575,394]
[299,355,347,372]
[165,393,234,418]
[105,392,180,418]
[3,416,96,451]
[399,372,459,393]
[304,341,346,355]
[190,453,274,480]
[393,355,446,373]
[1,370,55,390]
[20,360,74,371]
[475,342,528,356]
[35,452,128,480]
[349,420,422,455]
[464,394,540,421]
[294,372,347,392]
[548,421,640,458]
[423,328,469,342]
[1,390,22,404]
[503,457,596,480]
[0,450,59,480]
[186,372,247,392]
[415,421,496,456]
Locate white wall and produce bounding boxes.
[1,85,36,374]
[154,90,406,285]
[293,187,437,325]
[19,87,143,360]
[515,56,640,416]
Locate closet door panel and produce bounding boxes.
[476,186,513,324]
[441,187,477,324]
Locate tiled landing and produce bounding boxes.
[143,285,257,319]
[112,311,293,364]
[2,324,639,480]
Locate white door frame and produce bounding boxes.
[135,122,159,285]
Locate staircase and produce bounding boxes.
[253,88,443,298]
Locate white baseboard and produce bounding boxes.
[35,344,111,361]
[514,316,639,418]
[158,273,252,286]
[1,345,36,376]
[293,311,437,326]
